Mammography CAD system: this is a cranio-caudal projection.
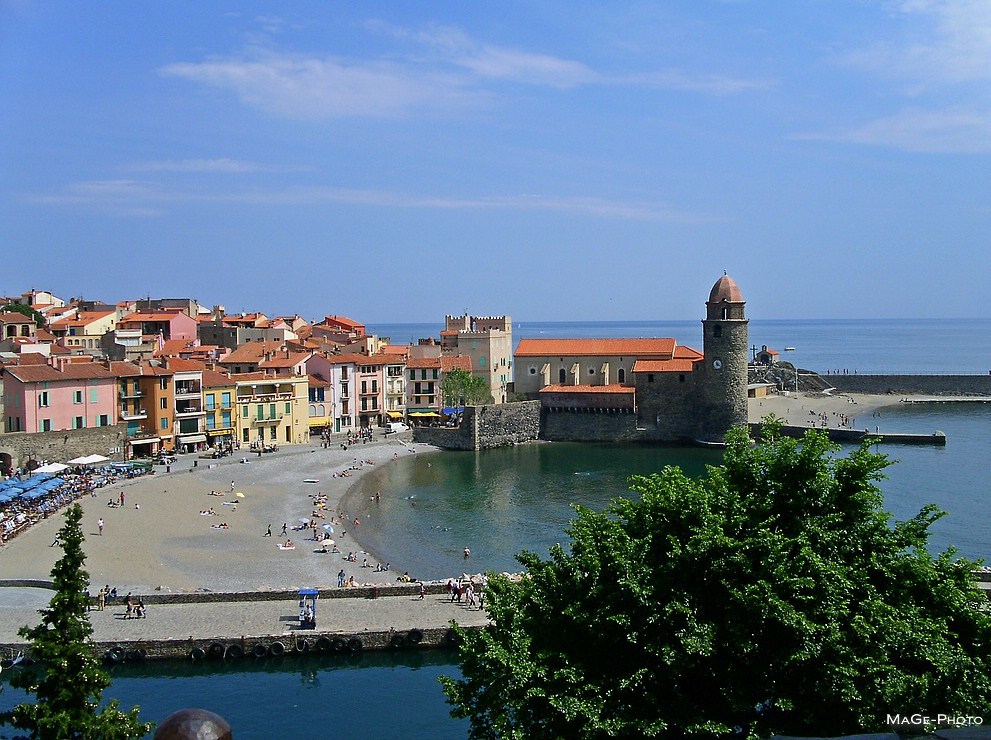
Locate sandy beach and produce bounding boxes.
[748,390,905,430]
[0,391,910,597]
[0,434,442,595]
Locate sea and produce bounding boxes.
[2,319,989,740]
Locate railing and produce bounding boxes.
[252,414,284,424]
[127,430,158,440]
[120,409,148,420]
[119,390,143,399]
[174,385,202,397]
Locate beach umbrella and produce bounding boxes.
[234,492,245,498]
[298,518,311,524]
[322,524,334,533]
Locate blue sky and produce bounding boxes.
[2,1,989,323]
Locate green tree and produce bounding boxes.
[441,368,492,408]
[1,302,46,327]
[0,504,153,739]
[442,423,991,738]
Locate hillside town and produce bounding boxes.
[0,288,514,467]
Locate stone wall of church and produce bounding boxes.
[540,409,640,442]
[634,373,702,441]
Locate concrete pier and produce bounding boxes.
[0,583,490,662]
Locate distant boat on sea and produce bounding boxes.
[784,347,796,351]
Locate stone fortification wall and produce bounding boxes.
[825,375,991,396]
[0,425,127,471]
[540,410,640,442]
[413,401,541,450]
[635,373,701,442]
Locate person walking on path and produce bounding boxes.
[97,517,104,536]
[97,587,106,611]
[281,523,288,537]
[264,524,272,537]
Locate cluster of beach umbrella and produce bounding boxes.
[0,472,67,504]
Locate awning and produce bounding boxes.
[309,419,332,427]
[206,429,233,436]
[409,412,441,417]
[129,437,158,446]
[34,462,70,474]
[442,407,464,415]
[66,454,110,465]
[179,434,207,444]
[386,410,403,419]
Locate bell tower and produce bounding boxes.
[698,273,749,442]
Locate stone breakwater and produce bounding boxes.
[823,374,991,396]
[0,583,491,662]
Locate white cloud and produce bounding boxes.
[794,107,991,154]
[846,0,991,85]
[160,52,487,119]
[23,180,712,222]
[158,24,766,121]
[129,159,268,173]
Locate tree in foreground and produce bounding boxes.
[0,503,152,739]
[442,423,991,738]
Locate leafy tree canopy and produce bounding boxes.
[442,423,991,738]
[0,504,153,739]
[1,302,46,327]
[441,368,492,408]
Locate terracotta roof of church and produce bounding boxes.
[515,338,676,358]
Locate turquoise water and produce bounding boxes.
[347,402,991,577]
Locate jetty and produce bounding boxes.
[0,582,490,663]
[749,423,946,447]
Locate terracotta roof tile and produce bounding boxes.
[515,338,676,358]
[538,384,635,394]
[4,362,117,383]
[632,359,700,373]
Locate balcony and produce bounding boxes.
[127,428,158,441]
[119,389,143,400]
[120,408,148,421]
[174,384,202,397]
[175,406,204,417]
[236,391,293,402]
[252,414,284,425]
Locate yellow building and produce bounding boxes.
[202,368,237,451]
[232,372,309,448]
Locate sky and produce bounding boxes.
[2,1,989,323]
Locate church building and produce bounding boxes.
[513,274,749,444]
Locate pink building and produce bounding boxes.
[3,359,119,433]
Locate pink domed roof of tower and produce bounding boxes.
[708,273,743,303]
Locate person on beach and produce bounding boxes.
[264,524,272,537]
[281,522,288,536]
[338,569,346,587]
[97,587,105,611]
[97,517,104,536]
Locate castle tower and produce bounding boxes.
[698,273,749,442]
